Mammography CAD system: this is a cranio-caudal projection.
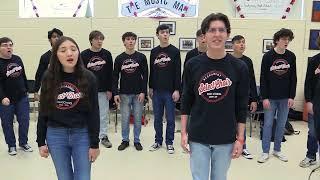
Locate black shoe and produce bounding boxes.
[134,142,143,151]
[118,141,129,151]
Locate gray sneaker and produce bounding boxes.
[101,136,112,148]
[299,157,317,168]
[149,143,161,151]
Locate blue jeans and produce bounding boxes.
[120,94,143,143]
[98,92,109,139]
[47,127,91,180]
[262,99,289,153]
[189,141,233,180]
[152,90,175,145]
[307,113,319,159]
[0,95,30,147]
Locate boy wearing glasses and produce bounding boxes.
[81,30,113,148]
[0,37,33,155]
[181,13,249,180]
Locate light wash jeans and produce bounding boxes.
[120,94,143,143]
[98,92,109,139]
[189,141,233,180]
[262,99,289,153]
[47,127,91,180]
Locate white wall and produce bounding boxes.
[0,0,317,111]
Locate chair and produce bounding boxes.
[27,80,38,114]
[249,86,264,137]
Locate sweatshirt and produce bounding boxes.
[36,70,100,148]
[81,48,113,92]
[112,51,148,95]
[305,53,320,103]
[0,55,28,103]
[149,44,181,92]
[181,53,249,145]
[238,55,258,102]
[34,50,51,92]
[260,49,297,100]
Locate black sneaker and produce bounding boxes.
[134,142,143,151]
[19,144,33,152]
[118,141,129,151]
[8,147,17,156]
[101,136,112,148]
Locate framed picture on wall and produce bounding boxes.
[262,39,274,53]
[225,39,233,52]
[159,21,176,35]
[179,38,196,51]
[312,1,320,22]
[309,29,320,50]
[138,37,154,51]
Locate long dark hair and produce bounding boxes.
[40,36,89,114]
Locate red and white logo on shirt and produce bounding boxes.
[121,59,139,74]
[270,59,290,76]
[198,70,232,103]
[87,56,106,71]
[6,63,22,78]
[154,53,171,68]
[56,82,82,110]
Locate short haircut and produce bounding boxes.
[48,28,63,39]
[201,13,231,34]
[122,32,137,42]
[196,29,203,37]
[0,37,13,46]
[273,28,294,46]
[231,35,245,43]
[89,30,105,42]
[156,24,170,34]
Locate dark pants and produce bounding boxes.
[305,114,318,159]
[0,96,30,148]
[152,90,175,145]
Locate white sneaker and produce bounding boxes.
[242,149,253,159]
[257,153,269,163]
[273,151,288,162]
[8,147,17,156]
